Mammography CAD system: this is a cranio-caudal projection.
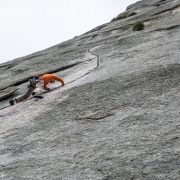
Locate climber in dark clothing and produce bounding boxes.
[9,76,43,105]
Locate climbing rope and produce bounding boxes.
[0,27,104,121]
[0,97,31,121]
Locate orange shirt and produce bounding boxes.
[41,74,64,90]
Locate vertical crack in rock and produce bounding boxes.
[1,0,180,179]
[88,48,100,68]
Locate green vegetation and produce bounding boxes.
[132,22,145,31]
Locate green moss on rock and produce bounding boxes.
[132,22,145,31]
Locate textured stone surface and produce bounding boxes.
[0,87,19,101]
[0,0,180,179]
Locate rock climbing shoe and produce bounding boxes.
[33,95,44,99]
[9,99,14,105]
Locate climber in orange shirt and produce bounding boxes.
[32,74,64,96]
[40,74,65,91]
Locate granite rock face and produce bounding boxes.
[0,87,19,101]
[0,0,180,179]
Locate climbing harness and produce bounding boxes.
[0,26,104,121]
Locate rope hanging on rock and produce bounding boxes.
[0,97,31,121]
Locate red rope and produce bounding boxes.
[0,97,31,121]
